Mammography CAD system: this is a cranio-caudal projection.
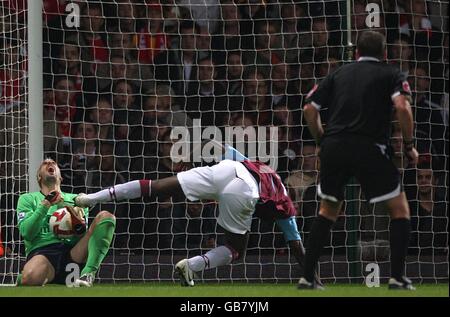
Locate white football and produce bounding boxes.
[49,207,77,238]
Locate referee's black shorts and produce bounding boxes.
[318,135,401,203]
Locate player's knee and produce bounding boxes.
[95,210,115,222]
[234,252,244,261]
[151,176,182,197]
[151,178,172,195]
[226,245,246,262]
[151,179,162,194]
[319,200,341,222]
[390,205,410,219]
[21,268,46,286]
[386,194,410,219]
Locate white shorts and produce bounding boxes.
[177,160,260,234]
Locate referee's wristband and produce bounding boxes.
[315,135,323,146]
[403,139,415,150]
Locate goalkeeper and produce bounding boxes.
[75,144,321,287]
[16,159,116,287]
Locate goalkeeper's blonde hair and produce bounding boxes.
[36,158,63,188]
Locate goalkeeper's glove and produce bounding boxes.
[44,191,61,205]
[65,205,87,235]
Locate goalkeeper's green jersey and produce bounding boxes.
[16,191,89,256]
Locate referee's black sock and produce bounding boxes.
[304,215,334,283]
[389,218,411,280]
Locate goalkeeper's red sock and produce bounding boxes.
[86,180,152,203]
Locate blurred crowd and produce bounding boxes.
[0,0,448,257]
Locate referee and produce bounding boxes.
[299,31,418,290]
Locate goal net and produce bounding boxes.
[1,0,27,284]
[1,0,448,285]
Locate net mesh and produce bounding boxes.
[1,0,28,284]
[0,0,448,284]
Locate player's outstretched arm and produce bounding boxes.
[75,177,184,208]
[275,217,323,285]
[288,240,323,286]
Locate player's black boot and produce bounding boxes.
[297,277,325,290]
[388,276,416,290]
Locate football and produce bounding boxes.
[49,206,86,238]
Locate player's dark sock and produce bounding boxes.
[303,215,334,282]
[389,218,411,280]
[81,217,116,276]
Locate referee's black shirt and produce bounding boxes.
[305,56,412,145]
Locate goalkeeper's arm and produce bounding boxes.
[17,192,61,240]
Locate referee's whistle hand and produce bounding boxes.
[315,147,321,171]
[406,147,419,166]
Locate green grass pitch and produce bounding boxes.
[0,283,448,297]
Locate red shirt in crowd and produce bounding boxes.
[133,27,168,64]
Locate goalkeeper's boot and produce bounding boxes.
[175,259,195,287]
[297,277,325,290]
[74,193,94,208]
[74,272,95,287]
[388,276,416,290]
